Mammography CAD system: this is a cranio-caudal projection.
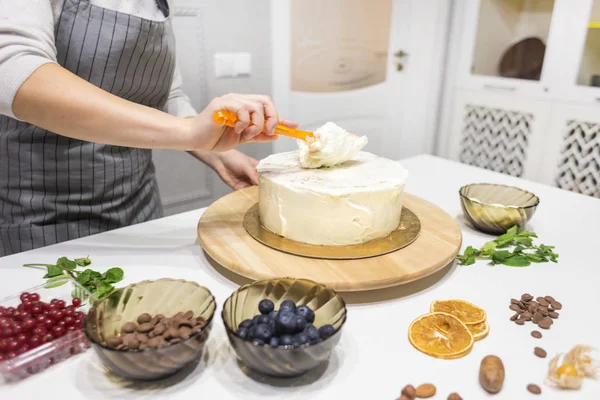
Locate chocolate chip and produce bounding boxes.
[522,311,532,320]
[531,330,542,339]
[148,336,165,347]
[178,318,194,329]
[179,326,193,337]
[183,310,194,319]
[534,347,547,358]
[170,338,181,344]
[510,298,520,305]
[169,318,181,329]
[149,317,159,326]
[152,324,167,336]
[137,322,154,333]
[544,295,555,302]
[521,293,533,302]
[509,304,521,312]
[510,313,519,321]
[116,344,126,350]
[136,333,149,342]
[165,327,180,340]
[527,384,541,394]
[515,318,525,325]
[532,312,544,324]
[122,322,136,333]
[550,301,562,310]
[122,335,140,349]
[172,312,184,320]
[156,314,165,321]
[137,313,152,324]
[107,336,122,347]
[536,297,549,307]
[538,317,553,329]
[139,343,148,350]
[538,306,548,314]
[548,311,559,319]
[528,304,538,314]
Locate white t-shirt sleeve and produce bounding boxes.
[163,59,198,118]
[0,0,59,119]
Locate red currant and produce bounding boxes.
[29,335,42,348]
[51,326,65,338]
[43,318,54,329]
[63,316,74,326]
[0,338,7,350]
[30,293,40,302]
[15,333,28,346]
[42,333,53,343]
[55,310,65,321]
[16,304,25,313]
[7,339,19,351]
[66,325,77,332]
[72,297,82,307]
[12,325,22,335]
[56,300,66,309]
[16,344,31,355]
[30,304,42,315]
[22,318,36,331]
[55,320,66,328]
[0,317,9,327]
[50,299,59,305]
[19,292,30,302]
[33,326,47,337]
[1,328,13,338]
[6,351,17,360]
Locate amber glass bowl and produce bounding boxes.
[459,183,539,234]
[84,279,216,381]
[222,278,347,377]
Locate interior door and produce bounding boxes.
[271,0,450,161]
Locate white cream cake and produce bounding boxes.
[256,151,408,246]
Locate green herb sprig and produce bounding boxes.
[458,226,558,267]
[23,256,124,299]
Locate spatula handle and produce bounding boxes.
[213,110,313,141]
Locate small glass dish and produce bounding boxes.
[459,183,540,234]
[222,278,347,378]
[84,278,216,381]
[0,277,95,383]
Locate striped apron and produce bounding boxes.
[0,0,176,256]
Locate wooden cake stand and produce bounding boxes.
[197,187,462,292]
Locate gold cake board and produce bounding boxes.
[197,187,462,292]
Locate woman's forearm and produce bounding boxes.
[12,63,193,150]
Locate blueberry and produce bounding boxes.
[268,319,277,333]
[318,324,336,339]
[254,323,273,342]
[237,327,248,339]
[294,332,310,346]
[295,315,307,333]
[296,305,315,323]
[279,300,296,313]
[257,315,270,325]
[276,311,297,334]
[252,315,262,326]
[247,325,258,339]
[252,339,265,346]
[258,299,275,315]
[279,334,294,346]
[304,325,319,342]
[269,336,280,347]
[239,319,253,329]
[269,310,279,321]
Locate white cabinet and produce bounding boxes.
[439,0,600,198]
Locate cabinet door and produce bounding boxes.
[537,102,600,198]
[456,0,558,97]
[442,89,551,181]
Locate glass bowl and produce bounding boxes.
[84,278,216,381]
[459,183,540,234]
[222,278,347,378]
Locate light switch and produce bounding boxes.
[214,52,252,78]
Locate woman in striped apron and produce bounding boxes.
[0,0,296,256]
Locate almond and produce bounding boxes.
[415,383,436,398]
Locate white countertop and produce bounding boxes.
[1,154,599,399]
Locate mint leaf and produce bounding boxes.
[525,253,544,262]
[491,250,512,264]
[480,241,497,256]
[103,267,124,283]
[43,265,64,279]
[75,256,92,267]
[76,269,94,285]
[95,281,115,299]
[458,246,480,265]
[503,254,531,267]
[56,256,77,270]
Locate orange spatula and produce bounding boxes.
[213,110,314,141]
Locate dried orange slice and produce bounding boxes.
[408,312,474,359]
[430,299,487,325]
[467,321,489,341]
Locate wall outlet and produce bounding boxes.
[214,52,252,78]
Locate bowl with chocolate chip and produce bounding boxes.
[222,278,347,377]
[84,278,216,381]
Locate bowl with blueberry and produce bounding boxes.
[221,278,346,377]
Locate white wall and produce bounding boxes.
[154,0,274,215]
[577,1,600,85]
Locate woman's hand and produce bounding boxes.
[191,149,262,189]
[189,93,298,151]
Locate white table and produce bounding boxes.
[1,155,599,399]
